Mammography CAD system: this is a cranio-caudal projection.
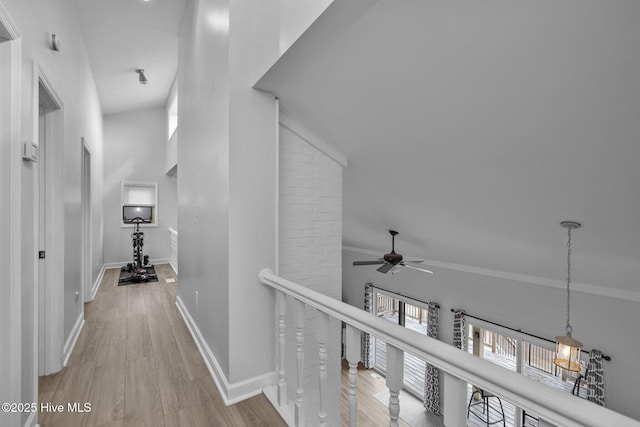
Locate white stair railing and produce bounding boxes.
[259,268,640,427]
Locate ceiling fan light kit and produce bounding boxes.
[353,229,434,275]
[553,220,583,372]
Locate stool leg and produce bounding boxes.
[485,397,490,426]
[498,398,506,427]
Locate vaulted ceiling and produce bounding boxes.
[256,0,640,295]
[74,0,188,115]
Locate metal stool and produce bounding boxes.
[467,388,506,426]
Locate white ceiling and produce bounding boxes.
[74,0,188,115]
[256,0,640,294]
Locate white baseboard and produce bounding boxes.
[63,312,84,367]
[90,264,106,301]
[263,385,294,426]
[175,295,276,406]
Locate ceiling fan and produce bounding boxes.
[353,230,434,274]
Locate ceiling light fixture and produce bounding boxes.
[51,34,60,51]
[553,220,583,372]
[135,69,148,85]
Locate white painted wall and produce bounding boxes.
[250,0,334,82]
[178,0,232,379]
[103,107,177,264]
[343,248,640,421]
[227,0,295,387]
[280,123,343,426]
[0,1,104,426]
[177,0,334,400]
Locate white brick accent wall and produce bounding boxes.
[279,123,343,426]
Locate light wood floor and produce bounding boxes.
[38,264,286,427]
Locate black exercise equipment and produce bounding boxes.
[119,206,157,284]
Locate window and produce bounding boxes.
[121,181,158,226]
[372,290,430,398]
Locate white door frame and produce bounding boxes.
[81,138,92,302]
[36,64,65,376]
[0,3,22,426]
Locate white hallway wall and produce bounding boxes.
[0,1,104,426]
[176,0,334,402]
[103,107,177,264]
[342,248,640,421]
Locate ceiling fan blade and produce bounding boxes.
[377,263,394,274]
[400,263,434,274]
[404,260,424,264]
[353,260,385,266]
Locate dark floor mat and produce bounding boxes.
[118,265,158,285]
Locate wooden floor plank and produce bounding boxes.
[38,265,285,427]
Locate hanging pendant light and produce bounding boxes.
[553,221,583,372]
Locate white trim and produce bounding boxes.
[36,63,65,375]
[279,110,348,168]
[0,1,20,39]
[343,245,640,303]
[63,313,84,367]
[90,264,106,301]
[0,12,23,422]
[81,138,92,303]
[274,98,279,276]
[175,296,277,405]
[168,227,178,275]
[263,385,294,426]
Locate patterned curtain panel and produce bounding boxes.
[423,302,441,415]
[453,310,466,350]
[586,349,605,406]
[361,283,374,368]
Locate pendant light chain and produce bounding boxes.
[565,227,573,336]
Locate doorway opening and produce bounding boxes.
[81,138,92,301]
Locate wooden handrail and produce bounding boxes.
[259,268,640,427]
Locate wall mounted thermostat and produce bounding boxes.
[23,140,39,162]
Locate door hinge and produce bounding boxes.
[39,250,46,259]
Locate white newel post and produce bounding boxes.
[317,311,329,427]
[443,372,467,427]
[386,344,404,427]
[345,324,361,427]
[295,300,305,427]
[276,291,287,406]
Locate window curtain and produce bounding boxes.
[423,302,441,415]
[586,349,605,406]
[361,283,374,368]
[453,310,466,350]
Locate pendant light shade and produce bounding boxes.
[553,221,583,372]
[553,333,583,372]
